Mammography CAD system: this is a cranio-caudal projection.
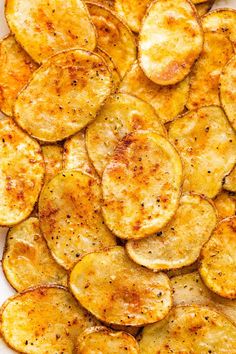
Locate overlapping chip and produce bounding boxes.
[224,166,236,192]
[214,191,236,220]
[42,145,63,184]
[95,47,121,91]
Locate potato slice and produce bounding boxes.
[42,145,63,184]
[200,216,236,299]
[224,166,236,192]
[39,171,116,269]
[127,193,217,271]
[14,49,112,142]
[5,0,96,63]
[0,35,37,116]
[95,47,121,91]
[0,117,44,226]
[2,217,67,291]
[139,305,236,353]
[102,131,182,239]
[119,61,189,124]
[171,271,236,325]
[77,326,139,353]
[187,32,233,110]
[214,191,236,220]
[195,1,214,16]
[86,3,136,77]
[70,246,172,326]
[1,286,99,354]
[139,0,203,85]
[168,106,236,198]
[220,55,236,132]
[86,93,166,176]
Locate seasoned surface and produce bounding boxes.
[214,191,236,220]
[224,166,236,192]
[42,145,63,184]
[95,47,121,91]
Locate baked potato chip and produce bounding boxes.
[220,55,236,132]
[139,0,203,85]
[200,216,236,299]
[102,131,182,239]
[77,326,139,353]
[1,286,99,354]
[168,106,236,198]
[95,47,121,91]
[0,35,37,116]
[86,93,166,176]
[214,191,236,220]
[172,271,236,325]
[139,305,236,353]
[0,117,44,226]
[86,3,136,77]
[187,32,233,110]
[224,166,236,192]
[39,171,116,269]
[70,246,172,326]
[2,217,67,291]
[196,1,214,16]
[126,193,217,271]
[119,61,189,124]
[5,0,96,63]
[42,145,63,184]
[14,49,112,142]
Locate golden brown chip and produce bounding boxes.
[70,246,172,326]
[139,0,203,85]
[168,106,236,198]
[214,191,236,220]
[42,145,63,184]
[95,47,121,91]
[14,49,112,142]
[224,166,236,192]
[195,1,214,17]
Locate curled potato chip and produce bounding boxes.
[139,305,236,353]
[86,93,166,176]
[214,191,236,220]
[77,326,139,353]
[1,286,99,354]
[224,166,236,192]
[187,32,234,110]
[127,193,217,271]
[102,131,182,239]
[2,217,67,292]
[14,50,112,142]
[95,47,121,91]
[0,35,37,116]
[139,0,203,85]
[168,106,236,198]
[39,171,116,269]
[42,145,63,184]
[87,3,136,77]
[195,1,214,16]
[5,0,96,63]
[70,246,172,326]
[200,216,236,299]
[119,61,189,124]
[0,117,44,226]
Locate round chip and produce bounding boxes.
[39,170,116,270]
[214,191,236,220]
[0,35,37,116]
[139,0,203,85]
[86,93,166,176]
[224,166,236,192]
[42,145,63,184]
[168,106,236,198]
[127,193,217,271]
[5,0,96,63]
[139,305,236,353]
[2,217,67,292]
[14,49,112,142]
[77,326,139,353]
[1,286,99,354]
[70,246,172,326]
[0,117,44,226]
[95,47,121,91]
[200,216,236,299]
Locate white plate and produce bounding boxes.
[0,0,235,352]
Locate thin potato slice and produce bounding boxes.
[1,286,99,354]
[196,1,214,16]
[214,191,236,220]
[0,35,37,116]
[42,145,63,184]
[77,326,139,353]
[0,117,44,226]
[70,246,172,326]
[139,0,203,85]
[119,61,189,124]
[168,106,236,198]
[224,166,236,192]
[95,47,121,91]
[127,194,217,271]
[139,305,236,353]
[187,32,234,110]
[86,93,166,176]
[14,50,112,142]
[102,131,182,239]
[87,3,136,77]
[5,0,96,63]
[200,216,236,299]
[39,171,116,269]
[2,217,67,291]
